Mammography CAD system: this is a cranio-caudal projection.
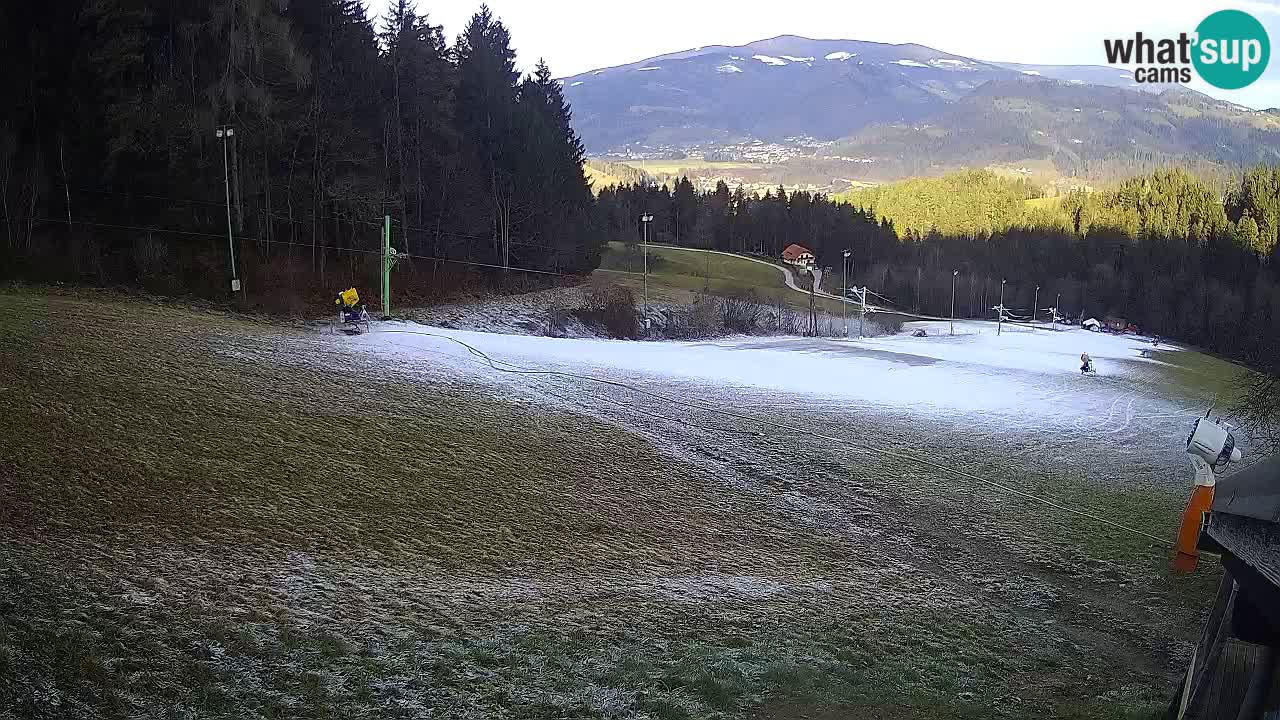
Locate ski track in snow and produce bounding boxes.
[326,317,1203,476]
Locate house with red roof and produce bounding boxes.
[781,244,815,269]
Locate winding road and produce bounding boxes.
[649,244,856,304]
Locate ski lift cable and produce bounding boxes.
[367,327,1174,550]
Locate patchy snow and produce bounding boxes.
[344,319,1194,432]
[1021,70,1042,76]
[637,66,661,72]
[930,59,972,69]
[716,63,743,74]
[825,51,857,61]
[753,54,788,66]
[891,59,929,68]
[781,55,815,63]
[569,81,584,87]
[1071,138,1084,144]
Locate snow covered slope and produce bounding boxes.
[342,319,1202,441]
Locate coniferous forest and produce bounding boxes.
[0,1,597,307]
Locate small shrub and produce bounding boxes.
[721,292,762,333]
[575,281,638,338]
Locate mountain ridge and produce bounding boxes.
[561,35,1277,185]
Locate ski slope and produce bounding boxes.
[343,319,1200,442]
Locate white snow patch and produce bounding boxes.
[637,66,661,72]
[1021,70,1042,76]
[931,59,970,68]
[891,59,929,68]
[593,70,604,75]
[825,51,857,61]
[1071,138,1084,144]
[781,55,815,63]
[346,319,1185,427]
[753,54,788,66]
[1073,107,1082,112]
[730,55,742,60]
[569,81,584,87]
[716,63,743,74]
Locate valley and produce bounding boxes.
[568,35,1280,190]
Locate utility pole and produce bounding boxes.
[860,284,870,338]
[216,125,244,300]
[640,213,653,313]
[231,129,243,232]
[1033,285,1040,325]
[1053,292,1061,331]
[997,278,1006,336]
[382,215,400,317]
[808,272,816,336]
[842,249,851,338]
[951,269,958,336]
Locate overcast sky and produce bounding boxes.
[366,0,1280,108]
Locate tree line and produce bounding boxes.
[600,166,1280,367]
[0,1,597,307]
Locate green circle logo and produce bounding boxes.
[1193,10,1270,89]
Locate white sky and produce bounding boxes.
[365,0,1280,108]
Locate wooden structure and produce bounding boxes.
[1170,454,1280,719]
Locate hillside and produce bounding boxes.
[563,35,1280,185]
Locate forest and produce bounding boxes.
[599,167,1280,367]
[0,1,596,309]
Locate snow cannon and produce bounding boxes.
[1172,414,1243,573]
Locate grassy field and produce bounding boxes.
[1024,196,1065,211]
[615,160,757,176]
[0,288,1223,718]
[583,164,626,192]
[596,243,852,316]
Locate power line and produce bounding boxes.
[12,216,578,278]
[369,326,1174,549]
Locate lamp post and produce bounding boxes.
[842,249,851,338]
[997,278,1006,336]
[640,213,653,312]
[1053,292,1061,331]
[1033,285,1040,325]
[951,269,958,336]
[216,125,243,299]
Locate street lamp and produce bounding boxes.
[997,278,1006,336]
[216,125,243,299]
[1033,285,1040,325]
[842,249,851,338]
[1053,292,1061,331]
[951,269,958,336]
[640,213,654,313]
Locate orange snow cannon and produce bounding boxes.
[1172,415,1242,573]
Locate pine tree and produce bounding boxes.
[455,4,519,267]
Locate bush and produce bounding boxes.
[721,292,762,334]
[576,280,639,338]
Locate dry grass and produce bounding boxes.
[0,289,1216,719]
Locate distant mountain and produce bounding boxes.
[562,35,1280,182]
